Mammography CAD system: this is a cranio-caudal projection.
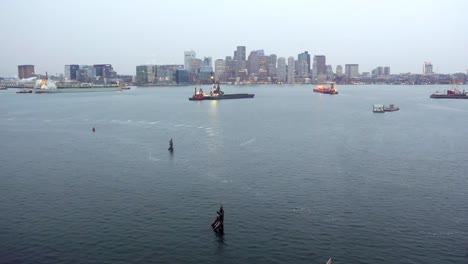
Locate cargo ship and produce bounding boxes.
[35,81,122,93]
[189,73,254,101]
[313,82,338,95]
[430,88,468,99]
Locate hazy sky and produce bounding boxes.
[1,0,467,77]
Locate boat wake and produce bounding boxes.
[240,138,256,146]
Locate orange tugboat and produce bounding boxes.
[313,82,338,95]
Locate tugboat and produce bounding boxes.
[211,205,224,235]
[189,73,254,101]
[383,104,400,112]
[313,82,338,95]
[168,138,174,152]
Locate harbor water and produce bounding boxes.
[0,85,467,264]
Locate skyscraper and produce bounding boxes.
[297,51,310,76]
[18,65,35,79]
[287,56,295,84]
[268,54,277,78]
[336,65,343,76]
[247,50,261,75]
[184,50,196,72]
[214,59,225,81]
[345,64,359,79]
[423,62,433,75]
[235,46,246,77]
[277,57,287,83]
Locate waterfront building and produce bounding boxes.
[203,57,212,67]
[268,54,277,79]
[313,55,327,79]
[423,62,433,75]
[156,65,182,83]
[214,59,225,81]
[64,65,79,80]
[77,65,95,83]
[198,65,214,84]
[383,66,390,75]
[18,65,35,79]
[235,46,246,75]
[336,65,343,76]
[372,66,384,76]
[345,64,359,80]
[175,69,189,84]
[136,65,155,83]
[287,56,295,84]
[277,57,287,83]
[224,56,236,83]
[93,64,114,79]
[326,65,334,81]
[184,50,196,72]
[297,51,310,77]
[247,50,261,75]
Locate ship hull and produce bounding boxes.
[430,94,468,99]
[313,89,338,95]
[35,87,122,93]
[189,93,254,101]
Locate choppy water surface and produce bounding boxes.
[0,85,467,264]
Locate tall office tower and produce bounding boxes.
[18,65,35,79]
[184,50,196,72]
[383,66,390,75]
[190,59,202,76]
[64,65,80,80]
[247,50,261,75]
[297,51,310,76]
[203,57,212,67]
[336,65,343,76]
[277,57,287,83]
[287,56,295,84]
[345,64,359,79]
[214,59,225,81]
[423,62,433,75]
[235,46,246,61]
[326,65,334,80]
[224,56,236,81]
[268,54,277,77]
[313,55,326,75]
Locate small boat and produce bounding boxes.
[16,88,33,94]
[168,138,174,152]
[122,84,130,90]
[313,82,338,95]
[211,205,224,235]
[325,258,332,264]
[373,104,385,113]
[384,104,399,112]
[0,85,7,90]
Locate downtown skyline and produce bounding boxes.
[1,0,467,77]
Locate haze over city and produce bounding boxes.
[1,0,467,77]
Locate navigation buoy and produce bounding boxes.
[92,127,95,132]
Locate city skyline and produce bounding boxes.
[1,0,467,77]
